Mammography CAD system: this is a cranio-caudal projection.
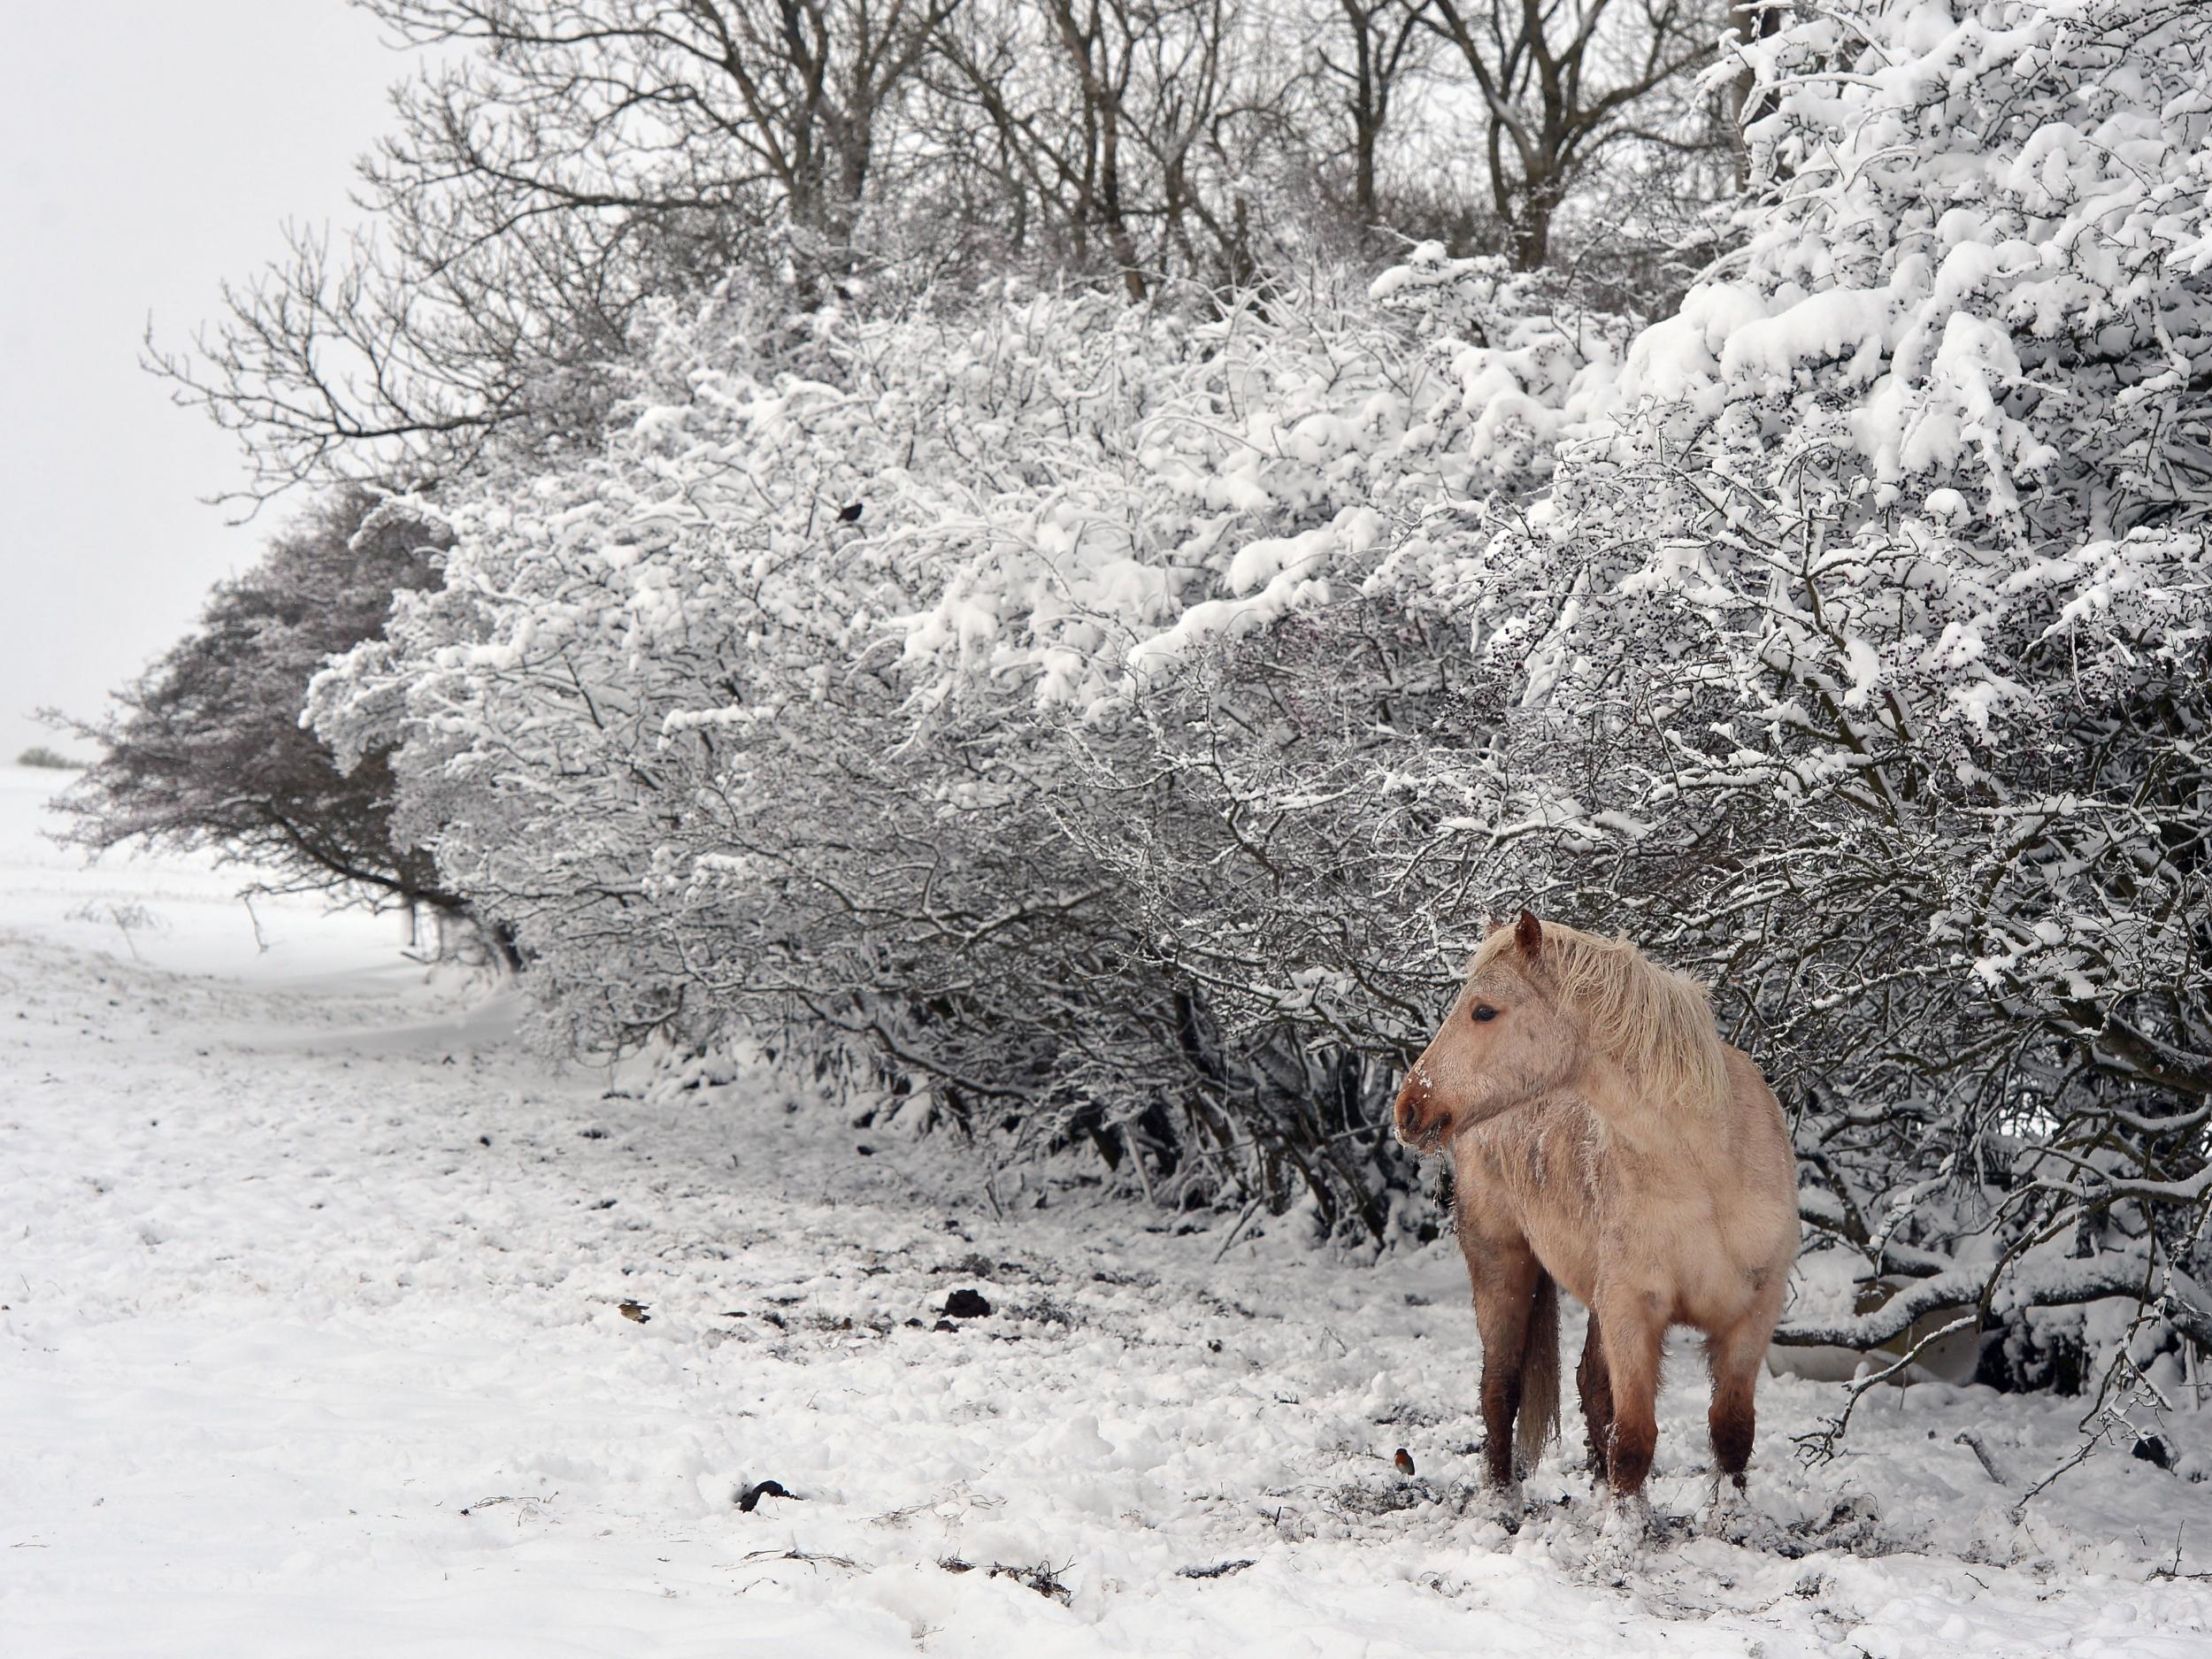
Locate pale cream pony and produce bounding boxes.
[1395,911,1799,1525]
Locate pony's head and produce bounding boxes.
[1393,910,1582,1152]
[1392,910,1727,1152]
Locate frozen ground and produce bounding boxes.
[3,761,2208,1658]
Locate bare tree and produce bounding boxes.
[932,0,1168,298]
[1423,0,1721,268]
[1318,0,1437,234]
[145,203,684,504]
[931,0,1306,296]
[157,0,956,501]
[362,1,956,294]
[47,491,485,942]
[157,0,1724,502]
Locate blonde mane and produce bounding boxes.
[1473,920,1732,1110]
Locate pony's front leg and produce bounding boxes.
[1468,1240,1542,1520]
[1572,1298,1663,1578]
[1595,1294,1665,1512]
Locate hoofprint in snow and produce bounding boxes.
[0,763,2205,1659]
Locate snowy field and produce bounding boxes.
[2,761,2208,1658]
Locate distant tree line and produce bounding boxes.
[151,0,1743,503]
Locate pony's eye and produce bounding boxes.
[1471,1004,1499,1022]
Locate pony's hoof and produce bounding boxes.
[1457,1479,1525,1532]
[1600,1491,1656,1545]
[1701,1480,1752,1542]
[1579,1492,1655,1581]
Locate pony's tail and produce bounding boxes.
[1517,1271,1561,1474]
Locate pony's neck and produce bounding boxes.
[1573,1048,1714,1151]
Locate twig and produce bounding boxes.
[980,1162,1006,1225]
[1176,1558,1256,1579]
[1954,1428,2010,1486]
[2011,1430,2104,1522]
[1794,1312,1977,1464]
[2150,1524,2212,1582]
[1213,1192,1266,1263]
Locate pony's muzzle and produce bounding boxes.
[1394,1071,1449,1151]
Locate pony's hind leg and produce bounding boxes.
[1576,1308,1614,1487]
[1468,1239,1543,1498]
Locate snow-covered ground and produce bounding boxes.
[3,761,2208,1657]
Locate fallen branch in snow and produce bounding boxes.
[1212,1193,1266,1263]
[743,1548,856,1571]
[458,1494,551,1523]
[1954,1430,2011,1486]
[1176,1559,1256,1579]
[2010,1431,2107,1522]
[1775,1252,2212,1353]
[2150,1525,2212,1584]
[939,1558,1075,1602]
[1793,1312,1978,1465]
[2008,1333,2182,1523]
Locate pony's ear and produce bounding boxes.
[1514,910,1543,957]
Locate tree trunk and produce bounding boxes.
[1511,192,1551,272]
[1730,1,1784,188]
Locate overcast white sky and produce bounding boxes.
[0,4,405,762]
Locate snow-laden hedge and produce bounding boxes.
[319,0,2210,1394]
[311,264,1617,1240]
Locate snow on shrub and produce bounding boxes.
[979,0,2212,1392]
[896,248,1628,708]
